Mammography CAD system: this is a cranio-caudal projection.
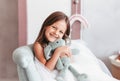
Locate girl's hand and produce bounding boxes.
[54,46,72,57]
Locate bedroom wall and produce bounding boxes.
[26,0,71,44]
[81,0,120,70]
[27,0,120,70]
[0,0,18,81]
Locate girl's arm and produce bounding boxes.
[34,42,60,70]
[33,42,46,64]
[45,46,72,70]
[34,42,71,71]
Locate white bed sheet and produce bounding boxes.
[34,40,120,81]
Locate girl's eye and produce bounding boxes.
[60,31,64,34]
[52,26,55,28]
[52,26,56,29]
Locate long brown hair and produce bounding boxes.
[35,11,70,47]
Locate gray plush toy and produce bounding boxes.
[44,39,89,81]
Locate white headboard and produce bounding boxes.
[70,0,88,40]
[69,14,88,40]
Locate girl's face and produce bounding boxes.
[45,19,67,42]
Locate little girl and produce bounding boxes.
[33,11,73,81]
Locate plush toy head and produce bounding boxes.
[49,39,66,49]
[44,39,66,60]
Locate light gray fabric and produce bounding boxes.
[13,44,42,81]
[12,44,112,81]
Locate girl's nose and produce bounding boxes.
[54,30,59,35]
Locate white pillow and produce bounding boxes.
[70,39,99,64]
[71,39,87,46]
[70,39,88,53]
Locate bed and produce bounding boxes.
[68,39,119,81]
[12,39,120,81]
[12,14,120,81]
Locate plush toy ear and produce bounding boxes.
[44,45,52,60]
